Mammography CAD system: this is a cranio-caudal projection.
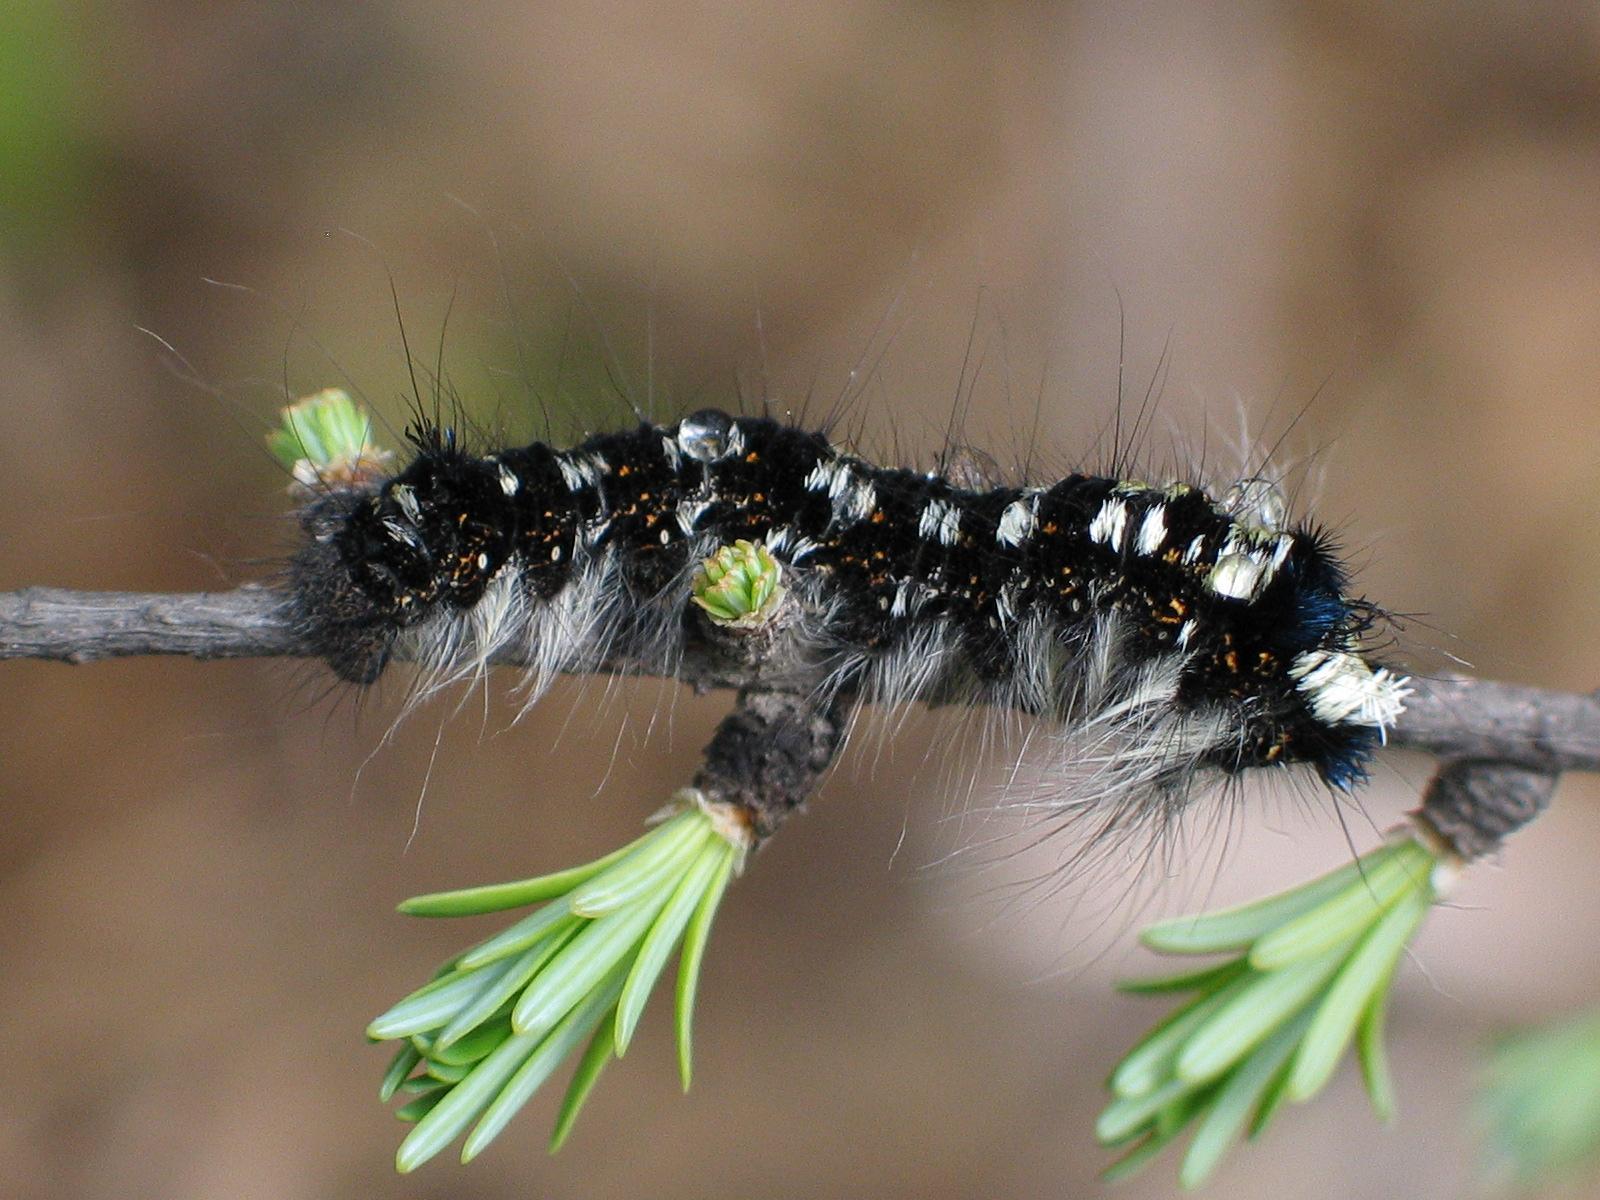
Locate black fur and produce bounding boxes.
[289,410,1397,789]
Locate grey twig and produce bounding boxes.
[0,586,807,692]
[0,587,299,663]
[2,585,1593,857]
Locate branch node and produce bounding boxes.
[693,689,849,842]
[1416,758,1560,862]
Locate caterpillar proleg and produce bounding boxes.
[288,404,1409,834]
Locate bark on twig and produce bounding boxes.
[1418,761,1560,862]
[0,587,297,664]
[3,585,1594,858]
[693,690,850,842]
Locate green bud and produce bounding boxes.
[267,388,393,494]
[691,539,786,628]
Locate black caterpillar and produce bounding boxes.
[289,408,1408,826]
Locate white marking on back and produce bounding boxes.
[1183,534,1206,564]
[496,464,519,496]
[826,464,854,499]
[918,498,962,546]
[805,458,846,494]
[1089,499,1128,551]
[1135,505,1167,555]
[556,455,589,492]
[838,480,876,523]
[765,526,819,562]
[806,459,876,524]
[558,452,608,489]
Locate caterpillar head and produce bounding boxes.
[289,488,406,684]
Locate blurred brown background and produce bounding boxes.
[5,2,1600,1197]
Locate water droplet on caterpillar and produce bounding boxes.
[1222,477,1288,534]
[678,409,734,462]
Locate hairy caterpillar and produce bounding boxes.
[287,405,1409,833]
